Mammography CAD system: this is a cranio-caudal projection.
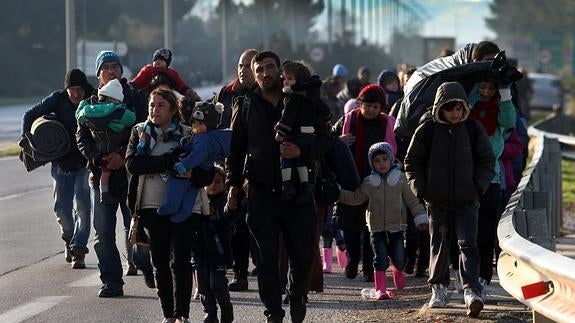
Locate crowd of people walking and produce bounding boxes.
[20,40,529,322]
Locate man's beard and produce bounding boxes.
[259,77,280,92]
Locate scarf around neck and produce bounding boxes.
[136,119,184,156]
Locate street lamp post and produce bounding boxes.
[65,0,76,71]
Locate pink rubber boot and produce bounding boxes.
[374,271,394,300]
[336,247,348,269]
[392,266,406,290]
[322,248,333,273]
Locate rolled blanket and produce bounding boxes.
[19,115,70,171]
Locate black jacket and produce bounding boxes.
[213,79,255,128]
[226,89,332,191]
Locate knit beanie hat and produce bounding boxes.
[152,48,172,66]
[64,68,89,89]
[98,79,124,102]
[95,50,123,76]
[332,64,348,78]
[377,70,399,88]
[191,101,224,131]
[368,141,395,172]
[357,84,387,110]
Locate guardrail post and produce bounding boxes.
[533,310,556,323]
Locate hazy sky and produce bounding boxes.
[421,0,496,47]
[193,0,496,48]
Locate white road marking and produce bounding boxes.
[69,272,101,287]
[0,296,70,322]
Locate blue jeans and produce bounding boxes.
[370,230,405,271]
[51,163,91,253]
[91,187,125,286]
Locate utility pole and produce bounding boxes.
[327,0,333,52]
[65,0,76,71]
[164,0,173,49]
[221,0,229,82]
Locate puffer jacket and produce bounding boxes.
[339,165,427,233]
[77,78,147,187]
[404,81,495,208]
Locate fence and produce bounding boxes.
[497,126,575,323]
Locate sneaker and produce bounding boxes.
[428,284,447,308]
[126,261,137,276]
[98,283,124,298]
[176,317,191,323]
[478,277,488,300]
[143,270,155,289]
[71,253,86,269]
[228,277,248,291]
[161,319,176,323]
[464,288,484,317]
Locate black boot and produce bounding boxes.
[203,311,219,323]
[219,301,234,323]
[228,276,248,291]
[289,295,306,323]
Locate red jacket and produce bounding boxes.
[131,64,190,94]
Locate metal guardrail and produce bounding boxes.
[497,127,575,323]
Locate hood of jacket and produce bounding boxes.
[431,81,470,125]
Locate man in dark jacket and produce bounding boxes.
[76,50,148,298]
[213,48,258,292]
[213,48,258,127]
[21,68,95,269]
[225,51,331,323]
[404,81,495,318]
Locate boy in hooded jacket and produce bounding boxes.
[338,142,428,300]
[404,81,495,318]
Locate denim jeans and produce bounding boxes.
[91,187,124,286]
[51,163,91,253]
[370,230,405,271]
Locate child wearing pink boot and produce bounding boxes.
[338,142,428,299]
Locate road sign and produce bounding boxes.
[309,46,325,63]
[539,49,553,65]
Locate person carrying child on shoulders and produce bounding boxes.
[338,141,428,300]
[131,48,199,100]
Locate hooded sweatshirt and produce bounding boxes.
[404,82,495,208]
[338,141,427,233]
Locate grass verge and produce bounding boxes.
[563,159,575,209]
[0,144,20,157]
